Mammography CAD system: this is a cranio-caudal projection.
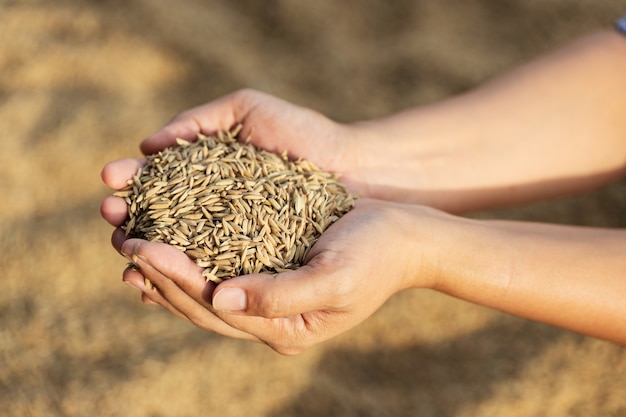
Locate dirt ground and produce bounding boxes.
[2,1,626,416]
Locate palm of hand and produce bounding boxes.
[122,199,415,355]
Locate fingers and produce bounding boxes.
[111,228,127,253]
[212,261,345,318]
[121,239,210,296]
[100,158,144,226]
[119,239,348,354]
[121,239,260,342]
[100,196,129,226]
[140,90,251,155]
[122,266,191,321]
[101,158,145,189]
[139,113,203,155]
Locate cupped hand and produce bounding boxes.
[119,236,262,343]
[118,199,443,355]
[139,88,362,188]
[101,89,367,230]
[99,89,428,352]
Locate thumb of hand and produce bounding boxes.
[212,286,248,312]
[212,265,339,318]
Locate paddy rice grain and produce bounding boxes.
[116,125,356,283]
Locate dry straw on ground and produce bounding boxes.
[116,125,356,282]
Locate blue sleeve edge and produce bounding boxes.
[617,15,626,35]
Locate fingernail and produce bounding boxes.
[120,242,133,260]
[122,241,144,264]
[213,287,247,312]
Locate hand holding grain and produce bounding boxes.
[139,89,360,187]
[118,199,437,355]
[101,89,365,229]
[100,89,414,352]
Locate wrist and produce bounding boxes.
[344,99,498,212]
[341,119,431,204]
[390,204,494,292]
[409,211,511,298]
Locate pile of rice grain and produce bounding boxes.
[115,125,356,283]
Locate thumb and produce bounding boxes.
[212,264,342,318]
[139,93,240,155]
[139,89,267,155]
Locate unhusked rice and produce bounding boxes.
[115,125,356,283]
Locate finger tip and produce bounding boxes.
[100,196,129,226]
[139,140,155,156]
[100,165,108,184]
[140,129,176,155]
[140,119,204,155]
[101,158,145,189]
[111,228,129,252]
[100,162,115,186]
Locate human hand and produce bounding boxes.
[99,89,445,353]
[99,89,369,346]
[138,88,363,189]
[116,199,444,355]
[101,89,367,244]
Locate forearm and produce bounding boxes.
[348,30,626,212]
[428,216,626,345]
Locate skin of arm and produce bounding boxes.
[101,29,626,353]
[116,199,626,352]
[347,30,626,212]
[428,216,626,346]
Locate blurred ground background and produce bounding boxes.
[1,0,626,416]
